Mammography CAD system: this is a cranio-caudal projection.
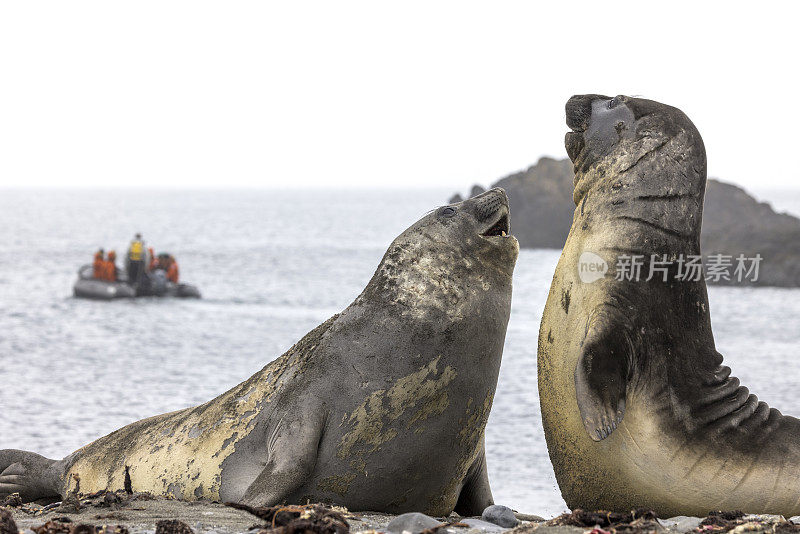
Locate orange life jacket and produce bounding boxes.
[166,260,179,283]
[104,257,117,281]
[93,253,105,279]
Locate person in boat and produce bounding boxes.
[148,247,158,271]
[92,249,105,279]
[157,252,169,266]
[127,233,145,288]
[104,250,118,282]
[166,255,179,284]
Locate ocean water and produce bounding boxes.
[1,188,800,517]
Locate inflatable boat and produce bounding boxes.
[73,265,201,300]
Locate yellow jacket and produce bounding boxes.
[129,240,144,261]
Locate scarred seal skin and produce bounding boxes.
[1,189,518,517]
[539,94,800,517]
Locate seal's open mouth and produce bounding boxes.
[471,187,514,243]
[481,211,511,238]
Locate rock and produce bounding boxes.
[385,513,441,534]
[481,506,519,528]
[449,156,800,287]
[449,193,464,204]
[154,521,194,534]
[701,180,800,287]
[102,493,122,507]
[1,509,19,534]
[56,494,81,515]
[459,518,509,532]
[483,157,575,249]
[658,516,702,531]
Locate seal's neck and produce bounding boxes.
[346,238,512,379]
[577,132,706,258]
[572,131,723,388]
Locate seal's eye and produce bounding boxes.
[439,206,457,218]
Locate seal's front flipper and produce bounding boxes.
[575,313,632,441]
[0,449,62,502]
[454,440,493,516]
[240,410,326,507]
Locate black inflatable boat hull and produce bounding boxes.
[73,265,201,300]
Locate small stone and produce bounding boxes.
[155,520,194,534]
[102,492,121,507]
[57,493,81,514]
[659,516,702,531]
[385,513,441,534]
[460,518,509,531]
[481,506,519,528]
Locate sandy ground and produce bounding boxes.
[6,495,799,534]
[6,495,532,534]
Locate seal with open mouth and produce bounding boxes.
[539,94,800,516]
[1,188,518,517]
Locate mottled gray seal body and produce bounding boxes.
[1,189,518,515]
[539,94,800,516]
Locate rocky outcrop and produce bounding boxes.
[701,180,800,287]
[451,157,800,287]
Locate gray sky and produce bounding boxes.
[1,1,798,190]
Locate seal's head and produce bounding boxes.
[363,188,518,323]
[565,94,707,206]
[399,186,518,274]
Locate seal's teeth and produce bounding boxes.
[501,231,507,237]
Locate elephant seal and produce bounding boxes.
[539,94,800,516]
[1,188,518,515]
